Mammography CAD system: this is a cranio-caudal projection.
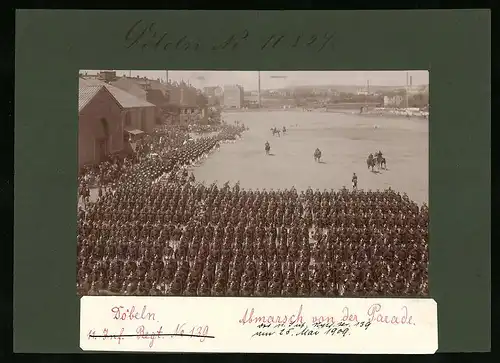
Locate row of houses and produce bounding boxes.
[78,72,211,168]
[84,71,202,114]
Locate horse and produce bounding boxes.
[314,149,322,162]
[265,144,271,155]
[375,154,385,169]
[380,157,387,169]
[367,156,376,171]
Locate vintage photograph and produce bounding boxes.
[77,70,429,297]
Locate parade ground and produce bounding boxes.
[191,110,429,205]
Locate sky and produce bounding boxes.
[82,70,428,91]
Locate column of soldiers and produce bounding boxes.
[77,125,429,297]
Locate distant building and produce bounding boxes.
[179,84,198,108]
[111,77,148,100]
[357,88,376,96]
[327,88,339,96]
[383,95,404,107]
[202,86,222,106]
[406,84,428,95]
[268,89,294,97]
[311,88,328,96]
[112,76,209,124]
[223,85,244,108]
[97,70,118,83]
[244,94,260,103]
[203,86,223,97]
[111,77,169,126]
[244,94,260,107]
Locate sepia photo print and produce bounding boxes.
[77,70,429,298]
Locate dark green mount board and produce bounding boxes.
[14,10,490,353]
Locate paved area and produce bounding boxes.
[191,110,429,205]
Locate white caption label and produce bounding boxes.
[80,297,437,354]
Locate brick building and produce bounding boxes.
[78,78,158,168]
[81,78,157,134]
[78,81,123,168]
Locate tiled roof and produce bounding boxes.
[78,79,104,112]
[80,78,156,109]
[117,77,170,96]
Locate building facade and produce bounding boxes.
[383,95,405,107]
[203,86,223,106]
[81,78,158,134]
[244,94,260,107]
[406,84,429,95]
[122,107,157,134]
[78,82,123,168]
[223,85,244,108]
[203,86,223,97]
[357,89,370,96]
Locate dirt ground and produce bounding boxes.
[191,110,429,205]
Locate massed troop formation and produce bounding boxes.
[77,123,429,297]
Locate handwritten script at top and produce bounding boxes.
[124,20,335,53]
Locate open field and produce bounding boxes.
[191,110,429,205]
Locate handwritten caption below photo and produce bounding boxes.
[80,297,437,354]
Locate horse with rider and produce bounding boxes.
[314,148,322,162]
[270,127,281,137]
[367,150,386,171]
